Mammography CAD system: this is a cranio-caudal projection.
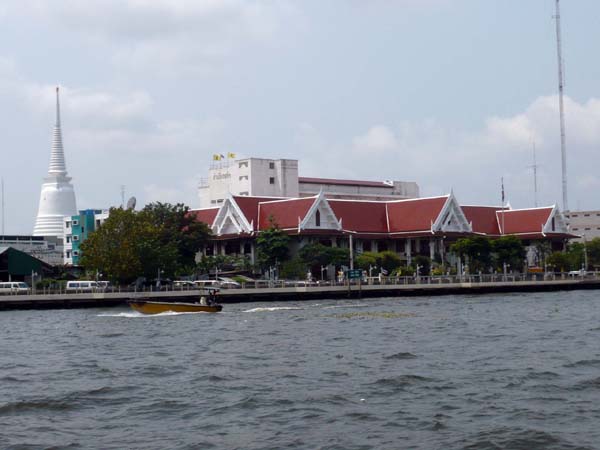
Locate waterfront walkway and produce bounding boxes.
[0,274,599,310]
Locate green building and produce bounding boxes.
[63,209,109,266]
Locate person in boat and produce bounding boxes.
[200,296,207,306]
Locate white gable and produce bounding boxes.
[543,206,569,234]
[212,195,253,236]
[433,194,472,233]
[299,194,341,231]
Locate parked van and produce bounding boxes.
[193,280,221,289]
[66,281,100,292]
[0,282,30,294]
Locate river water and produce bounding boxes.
[1,291,600,449]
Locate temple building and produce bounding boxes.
[190,193,575,269]
[33,87,77,238]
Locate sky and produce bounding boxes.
[1,0,599,234]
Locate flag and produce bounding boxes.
[381,268,388,275]
[227,152,236,159]
[501,177,505,204]
[213,154,221,161]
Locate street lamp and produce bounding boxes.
[320,265,326,281]
[31,270,38,294]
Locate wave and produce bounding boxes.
[243,307,303,313]
[384,352,417,360]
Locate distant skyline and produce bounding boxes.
[1,0,599,234]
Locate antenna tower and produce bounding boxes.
[528,141,540,207]
[121,185,125,208]
[555,0,568,211]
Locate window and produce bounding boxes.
[585,227,591,230]
[239,191,249,196]
[72,220,79,226]
[65,222,71,229]
[269,162,275,169]
[217,199,224,203]
[573,228,579,231]
[584,214,590,217]
[269,177,275,184]
[73,250,79,257]
[211,200,217,205]
[239,175,248,181]
[239,162,248,168]
[72,235,79,241]
[81,227,85,233]
[315,210,321,227]
[571,214,578,217]
[66,236,71,243]
[96,220,101,228]
[66,251,71,258]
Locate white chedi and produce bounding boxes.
[33,87,77,237]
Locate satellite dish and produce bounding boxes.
[126,196,137,210]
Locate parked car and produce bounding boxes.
[0,282,30,294]
[217,277,241,289]
[97,281,112,290]
[66,281,100,292]
[173,280,196,288]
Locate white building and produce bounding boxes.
[33,87,77,238]
[0,235,63,266]
[198,157,419,208]
[564,210,600,243]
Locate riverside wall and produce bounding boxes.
[0,279,599,310]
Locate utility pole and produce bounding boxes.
[555,0,568,211]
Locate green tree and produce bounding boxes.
[587,238,600,268]
[567,242,585,270]
[378,250,403,273]
[413,255,431,275]
[280,258,307,280]
[141,202,211,273]
[491,235,526,271]
[450,236,492,273]
[80,203,211,283]
[546,251,571,272]
[299,243,350,268]
[80,207,172,283]
[355,251,379,270]
[255,216,290,270]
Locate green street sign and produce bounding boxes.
[346,269,362,279]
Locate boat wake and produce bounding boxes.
[243,307,304,313]
[97,311,210,318]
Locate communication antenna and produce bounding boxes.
[121,185,126,208]
[126,196,137,210]
[554,0,568,211]
[527,141,540,207]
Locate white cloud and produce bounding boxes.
[295,95,600,211]
[7,0,300,75]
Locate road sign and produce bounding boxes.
[346,269,362,279]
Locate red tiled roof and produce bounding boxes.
[232,196,282,229]
[387,196,448,232]
[188,208,219,225]
[497,208,553,235]
[258,197,316,230]
[328,200,388,233]
[462,206,504,235]
[299,177,393,188]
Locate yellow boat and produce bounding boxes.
[128,300,222,314]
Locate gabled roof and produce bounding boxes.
[497,207,553,235]
[188,208,219,227]
[387,196,448,232]
[258,197,316,230]
[232,196,283,230]
[328,200,388,233]
[462,205,505,235]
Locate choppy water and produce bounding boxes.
[1,291,600,449]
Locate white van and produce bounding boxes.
[193,280,221,288]
[0,282,30,294]
[66,281,100,292]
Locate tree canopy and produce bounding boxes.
[255,216,290,270]
[80,203,211,283]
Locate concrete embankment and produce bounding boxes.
[1,279,599,310]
